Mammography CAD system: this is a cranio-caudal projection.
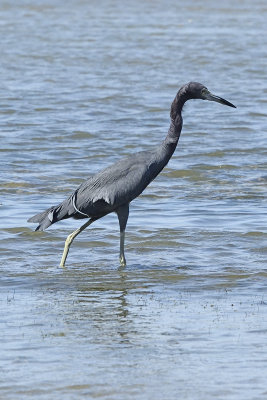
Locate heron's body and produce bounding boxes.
[28,82,235,266]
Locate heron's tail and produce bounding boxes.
[27,206,56,231]
[28,197,75,231]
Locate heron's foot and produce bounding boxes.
[59,259,66,268]
[59,252,67,268]
[120,255,126,267]
[58,219,94,268]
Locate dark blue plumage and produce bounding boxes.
[28,82,235,267]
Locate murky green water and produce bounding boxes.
[1,0,267,399]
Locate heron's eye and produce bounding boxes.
[201,88,208,96]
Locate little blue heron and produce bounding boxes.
[28,82,236,267]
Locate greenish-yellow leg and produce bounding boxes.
[60,219,93,267]
[119,230,126,267]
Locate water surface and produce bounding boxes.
[1,0,267,399]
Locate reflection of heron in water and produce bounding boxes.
[28,82,236,267]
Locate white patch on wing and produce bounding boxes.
[92,194,111,204]
[48,211,54,222]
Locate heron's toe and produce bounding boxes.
[120,255,126,267]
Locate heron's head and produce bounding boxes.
[171,82,236,120]
[179,82,236,107]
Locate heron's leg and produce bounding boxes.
[119,230,126,267]
[60,218,94,267]
[116,204,129,267]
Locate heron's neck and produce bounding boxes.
[161,101,184,161]
[165,114,182,147]
[150,97,185,178]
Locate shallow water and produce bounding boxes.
[1,0,267,399]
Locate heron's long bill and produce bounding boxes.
[205,91,236,108]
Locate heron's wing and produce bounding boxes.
[74,152,152,214]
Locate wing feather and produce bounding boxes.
[74,152,152,216]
